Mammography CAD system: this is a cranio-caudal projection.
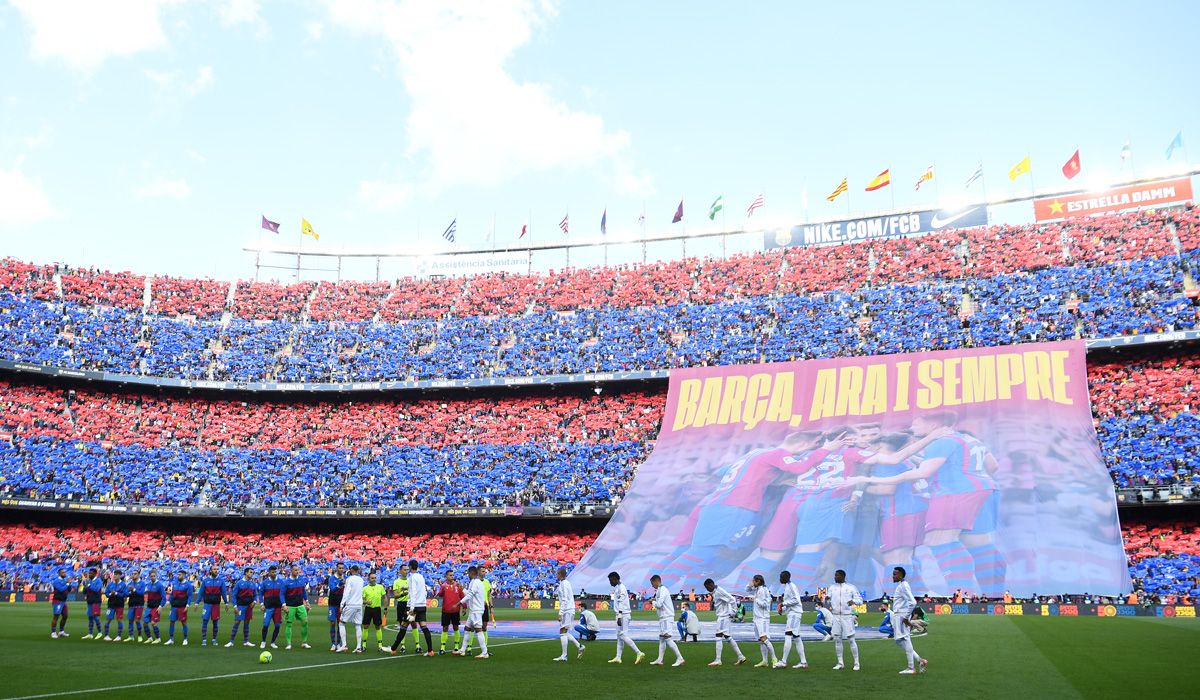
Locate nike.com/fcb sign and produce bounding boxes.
[764,206,989,249]
[1032,176,1194,222]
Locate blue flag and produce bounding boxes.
[442,219,456,242]
[1166,131,1183,160]
[601,208,607,235]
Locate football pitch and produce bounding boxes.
[0,604,1195,699]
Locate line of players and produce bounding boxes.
[553,567,928,675]
[46,559,496,659]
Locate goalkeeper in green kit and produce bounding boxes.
[282,564,311,650]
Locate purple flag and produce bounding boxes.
[261,215,281,234]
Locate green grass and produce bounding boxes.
[1,604,1196,699]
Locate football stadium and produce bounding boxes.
[1,2,1198,699]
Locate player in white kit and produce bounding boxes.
[454,565,489,659]
[648,575,684,667]
[776,570,808,669]
[337,565,364,653]
[552,567,584,661]
[828,569,863,671]
[606,572,645,665]
[749,574,778,668]
[703,578,746,666]
[890,566,928,675]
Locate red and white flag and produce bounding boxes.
[746,194,765,217]
[519,224,527,239]
[559,214,569,234]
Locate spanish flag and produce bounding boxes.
[826,178,848,202]
[1009,155,1031,182]
[865,169,891,192]
[301,218,319,240]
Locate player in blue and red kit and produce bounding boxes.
[227,568,258,647]
[81,568,103,639]
[125,569,147,642]
[102,571,128,641]
[200,565,228,646]
[857,412,999,595]
[327,562,346,651]
[144,570,166,644]
[259,565,284,649]
[165,571,195,646]
[49,568,71,639]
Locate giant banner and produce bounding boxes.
[1033,176,1194,222]
[570,341,1130,599]
[764,205,988,249]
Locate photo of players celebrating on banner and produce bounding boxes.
[659,412,1001,598]
[571,344,1130,600]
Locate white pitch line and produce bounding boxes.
[2,638,546,700]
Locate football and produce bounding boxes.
[259,651,273,664]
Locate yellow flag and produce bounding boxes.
[1008,155,1031,182]
[301,218,319,240]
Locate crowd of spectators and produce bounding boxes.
[1,349,1200,505]
[0,208,1197,384]
[0,524,589,599]
[1088,352,1200,490]
[1123,522,1199,600]
[1,521,1194,601]
[0,381,659,508]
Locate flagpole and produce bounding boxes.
[1027,153,1035,197]
[296,225,303,282]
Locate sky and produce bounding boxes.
[1,0,1198,282]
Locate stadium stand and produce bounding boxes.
[1,351,1199,507]
[0,382,659,508]
[0,522,1193,600]
[0,524,590,599]
[1123,522,1199,599]
[0,208,1198,383]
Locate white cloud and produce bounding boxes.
[132,178,191,200]
[10,0,175,72]
[323,0,650,204]
[187,65,214,95]
[218,0,260,25]
[142,65,214,96]
[306,20,324,40]
[0,166,57,225]
[357,179,414,210]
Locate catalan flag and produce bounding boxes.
[301,218,319,240]
[914,166,934,191]
[1008,155,1031,182]
[826,178,848,202]
[865,169,891,192]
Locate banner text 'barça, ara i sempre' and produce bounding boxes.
[569,341,1129,600]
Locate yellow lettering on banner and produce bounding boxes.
[1023,351,1052,402]
[673,379,701,431]
[960,355,997,404]
[834,366,863,417]
[942,358,961,406]
[997,353,1024,400]
[743,373,772,430]
[893,361,911,411]
[763,372,794,427]
[716,375,748,425]
[694,377,723,427]
[1050,350,1073,405]
[916,360,943,408]
[862,364,888,415]
[809,368,838,421]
